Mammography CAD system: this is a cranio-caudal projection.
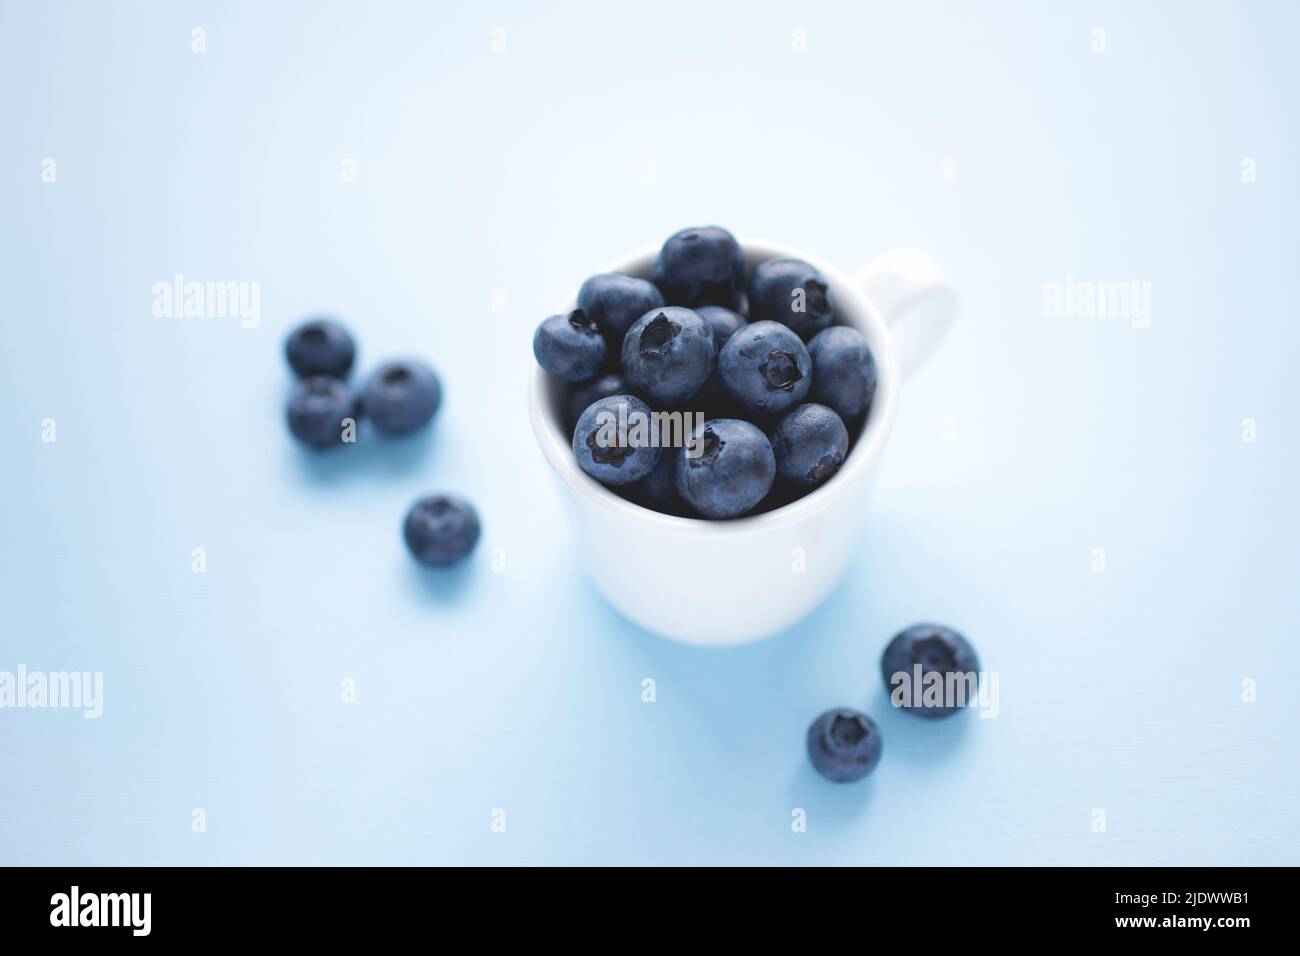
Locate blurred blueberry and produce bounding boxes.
[287,376,357,449]
[881,624,980,718]
[748,258,833,340]
[359,359,441,435]
[807,326,877,422]
[285,318,356,379]
[806,709,883,782]
[652,225,747,307]
[403,495,481,567]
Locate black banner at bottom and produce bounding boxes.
[0,866,1277,941]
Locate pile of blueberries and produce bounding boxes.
[283,318,481,567]
[807,624,980,783]
[533,226,878,519]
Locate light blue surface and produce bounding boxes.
[2,0,1298,865]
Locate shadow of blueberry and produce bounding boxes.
[869,684,973,765]
[290,422,439,486]
[404,558,478,604]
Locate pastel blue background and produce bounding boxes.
[2,0,1298,865]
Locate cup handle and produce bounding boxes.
[853,248,957,379]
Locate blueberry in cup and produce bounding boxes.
[533,309,608,383]
[771,403,849,491]
[577,273,666,348]
[717,320,812,416]
[534,226,886,522]
[673,419,775,519]
[621,306,716,406]
[807,325,877,423]
[694,305,748,348]
[564,372,629,432]
[571,394,662,486]
[652,225,747,307]
[747,258,834,340]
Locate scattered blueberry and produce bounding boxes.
[533,310,607,382]
[652,226,747,307]
[807,326,877,422]
[565,372,629,431]
[674,419,775,518]
[747,258,833,340]
[285,318,356,379]
[577,273,666,348]
[880,624,980,718]
[403,495,481,567]
[621,307,716,406]
[286,376,357,449]
[572,394,662,486]
[717,320,812,416]
[360,359,442,435]
[806,708,883,783]
[695,305,748,348]
[771,403,849,490]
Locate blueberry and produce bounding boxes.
[359,359,441,435]
[771,403,849,490]
[633,448,689,516]
[621,307,716,406]
[652,225,747,307]
[285,318,357,379]
[286,376,357,449]
[695,305,748,349]
[674,419,775,518]
[533,309,607,383]
[807,326,877,422]
[564,372,628,431]
[717,320,812,416]
[806,709,882,783]
[577,273,666,348]
[572,394,662,486]
[403,495,481,567]
[880,624,980,718]
[688,369,739,421]
[747,258,833,340]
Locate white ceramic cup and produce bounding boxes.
[529,240,956,646]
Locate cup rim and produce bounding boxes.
[528,237,901,535]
